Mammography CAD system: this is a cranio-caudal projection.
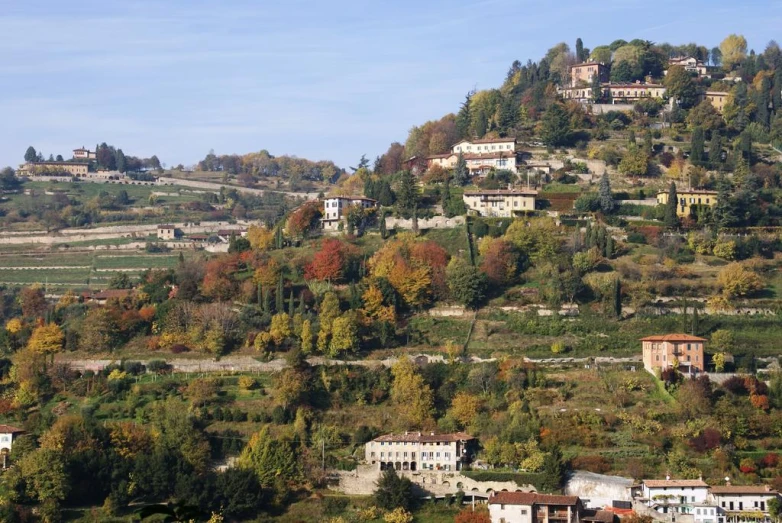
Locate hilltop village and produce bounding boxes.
[0,34,781,523]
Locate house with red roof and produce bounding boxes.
[0,424,25,468]
[641,334,707,375]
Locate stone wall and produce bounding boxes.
[331,464,535,497]
[385,216,465,230]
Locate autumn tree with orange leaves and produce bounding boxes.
[304,238,359,282]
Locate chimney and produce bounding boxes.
[666,475,671,481]
[430,432,435,436]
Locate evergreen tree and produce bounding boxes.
[453,152,469,186]
[24,146,37,162]
[288,290,295,315]
[262,288,271,314]
[690,126,705,166]
[708,132,722,168]
[298,291,306,315]
[598,172,615,213]
[628,130,636,146]
[591,75,602,103]
[576,38,585,62]
[373,469,415,511]
[379,209,388,239]
[276,274,284,313]
[691,306,699,335]
[539,103,571,147]
[713,175,736,229]
[472,108,488,138]
[455,91,473,139]
[116,149,127,173]
[605,235,614,258]
[377,181,395,206]
[613,279,622,318]
[643,130,653,155]
[349,282,362,309]
[664,182,679,228]
[395,170,419,219]
[773,70,782,116]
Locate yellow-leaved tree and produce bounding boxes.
[717,263,763,299]
[390,358,434,428]
[246,225,275,251]
[27,323,64,357]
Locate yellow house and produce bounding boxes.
[704,91,729,113]
[463,189,537,217]
[18,161,89,177]
[657,189,718,217]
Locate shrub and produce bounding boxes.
[627,232,647,244]
[170,344,190,354]
[571,455,611,473]
[146,360,171,373]
[238,375,258,391]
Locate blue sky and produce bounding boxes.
[1,0,781,170]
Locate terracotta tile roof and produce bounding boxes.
[643,479,708,488]
[607,83,665,88]
[372,431,474,443]
[158,224,176,229]
[656,189,717,195]
[489,492,581,506]
[0,424,25,434]
[571,62,606,68]
[427,153,455,159]
[583,509,617,523]
[710,486,776,495]
[82,289,135,301]
[640,334,707,342]
[464,189,538,196]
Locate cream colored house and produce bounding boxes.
[73,147,96,160]
[157,224,177,240]
[657,189,718,218]
[708,485,780,520]
[321,195,378,230]
[364,432,474,472]
[488,492,584,523]
[0,424,25,468]
[463,189,537,217]
[607,82,666,103]
[427,153,458,170]
[668,57,710,77]
[452,137,516,155]
[18,161,89,177]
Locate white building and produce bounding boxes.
[157,224,177,240]
[639,478,710,511]
[452,138,516,155]
[73,146,97,160]
[692,503,725,523]
[708,485,780,521]
[364,432,474,472]
[0,424,25,468]
[463,189,537,217]
[321,196,378,230]
[488,492,584,523]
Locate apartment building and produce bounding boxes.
[605,83,667,103]
[641,334,707,374]
[708,485,780,520]
[364,431,475,472]
[704,91,729,113]
[463,189,537,217]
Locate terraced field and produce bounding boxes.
[0,250,187,288]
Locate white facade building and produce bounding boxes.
[692,503,725,523]
[452,138,516,155]
[708,485,780,521]
[640,478,710,508]
[364,432,474,472]
[321,196,378,230]
[0,424,25,468]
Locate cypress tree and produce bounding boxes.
[664,182,679,229]
[298,291,305,315]
[708,132,722,168]
[691,306,699,335]
[644,130,653,155]
[690,126,705,166]
[613,279,622,318]
[262,288,271,314]
[257,283,262,305]
[628,130,636,146]
[276,274,284,313]
[379,209,388,239]
[453,153,469,186]
[605,235,614,258]
[288,290,295,315]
